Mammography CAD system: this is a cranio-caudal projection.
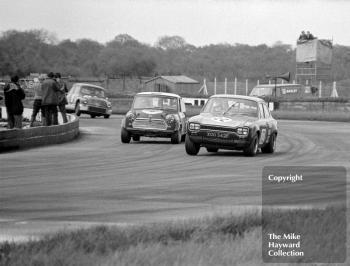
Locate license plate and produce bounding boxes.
[206,132,229,139]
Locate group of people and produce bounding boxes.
[3,72,68,129]
[298,31,316,41]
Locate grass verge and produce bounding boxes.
[0,206,347,266]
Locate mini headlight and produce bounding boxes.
[166,114,176,125]
[82,96,89,104]
[126,111,136,122]
[189,123,200,131]
[107,102,112,108]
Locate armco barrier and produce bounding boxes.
[0,114,79,151]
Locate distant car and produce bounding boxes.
[66,83,112,118]
[249,83,317,99]
[185,95,278,156]
[121,92,187,144]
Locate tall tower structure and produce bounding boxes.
[295,38,333,86]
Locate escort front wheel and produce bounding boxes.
[185,135,200,155]
[244,135,258,157]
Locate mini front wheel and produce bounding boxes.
[75,102,81,116]
[121,127,131,143]
[171,130,182,144]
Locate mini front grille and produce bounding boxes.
[133,119,167,130]
[88,106,106,113]
[89,98,107,108]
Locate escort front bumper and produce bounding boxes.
[187,127,251,150]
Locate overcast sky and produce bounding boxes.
[1,0,349,46]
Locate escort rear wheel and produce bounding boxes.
[261,133,276,154]
[185,135,200,155]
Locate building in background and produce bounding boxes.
[143,75,200,95]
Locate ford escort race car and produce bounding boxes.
[121,92,187,144]
[185,95,277,156]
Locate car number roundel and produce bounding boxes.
[212,117,232,123]
[142,110,162,115]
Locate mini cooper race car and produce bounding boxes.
[185,95,277,156]
[66,83,112,118]
[121,92,187,144]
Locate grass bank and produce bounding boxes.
[0,206,346,266]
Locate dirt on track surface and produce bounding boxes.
[0,115,349,240]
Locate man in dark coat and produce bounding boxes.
[54,73,68,124]
[41,72,60,126]
[4,75,25,129]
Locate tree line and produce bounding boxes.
[0,29,349,82]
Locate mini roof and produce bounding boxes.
[210,94,264,102]
[145,75,199,84]
[137,91,181,98]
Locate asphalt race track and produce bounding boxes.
[0,115,349,240]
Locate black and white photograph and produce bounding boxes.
[0,0,349,265]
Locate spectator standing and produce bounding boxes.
[54,73,68,124]
[41,72,60,126]
[4,75,25,129]
[298,31,307,41]
[29,77,44,127]
[306,31,314,40]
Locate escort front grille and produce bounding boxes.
[200,124,237,132]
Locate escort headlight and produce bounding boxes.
[189,123,201,131]
[237,127,249,136]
